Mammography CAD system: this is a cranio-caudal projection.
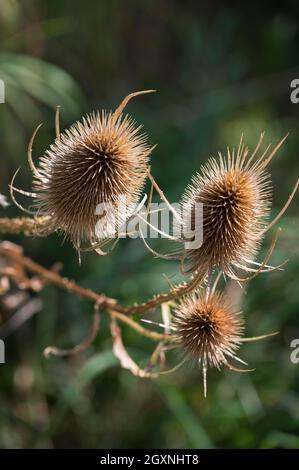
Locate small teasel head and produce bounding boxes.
[12,91,155,252]
[180,134,291,279]
[173,290,244,396]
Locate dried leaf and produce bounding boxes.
[110,318,158,378]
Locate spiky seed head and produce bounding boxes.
[173,291,244,370]
[180,135,283,276]
[33,101,153,248]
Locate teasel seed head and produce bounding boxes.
[180,134,288,278]
[27,91,155,249]
[173,290,244,395]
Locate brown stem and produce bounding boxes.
[0,242,206,316]
[109,309,175,342]
[124,269,206,315]
[0,216,51,236]
[0,241,118,308]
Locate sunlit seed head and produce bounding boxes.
[33,107,153,248]
[173,290,244,370]
[180,135,281,276]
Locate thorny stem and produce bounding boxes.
[0,241,120,309]
[0,237,279,352]
[123,269,206,315]
[0,216,51,236]
[0,242,206,317]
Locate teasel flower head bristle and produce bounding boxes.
[173,290,244,396]
[180,133,296,279]
[10,91,155,251]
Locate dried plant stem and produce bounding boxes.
[0,243,206,317]
[241,331,279,342]
[0,216,51,236]
[125,269,206,315]
[109,310,175,342]
[43,308,101,358]
[0,242,117,308]
[147,171,181,223]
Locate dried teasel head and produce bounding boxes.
[180,133,298,280]
[173,290,244,396]
[181,135,271,276]
[137,133,297,282]
[182,134,298,280]
[11,91,155,252]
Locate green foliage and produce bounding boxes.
[0,0,299,449]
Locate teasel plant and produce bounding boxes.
[0,91,298,396]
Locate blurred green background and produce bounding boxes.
[0,0,299,449]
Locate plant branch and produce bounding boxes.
[0,241,118,309]
[109,309,175,342]
[0,216,51,236]
[0,241,206,316]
